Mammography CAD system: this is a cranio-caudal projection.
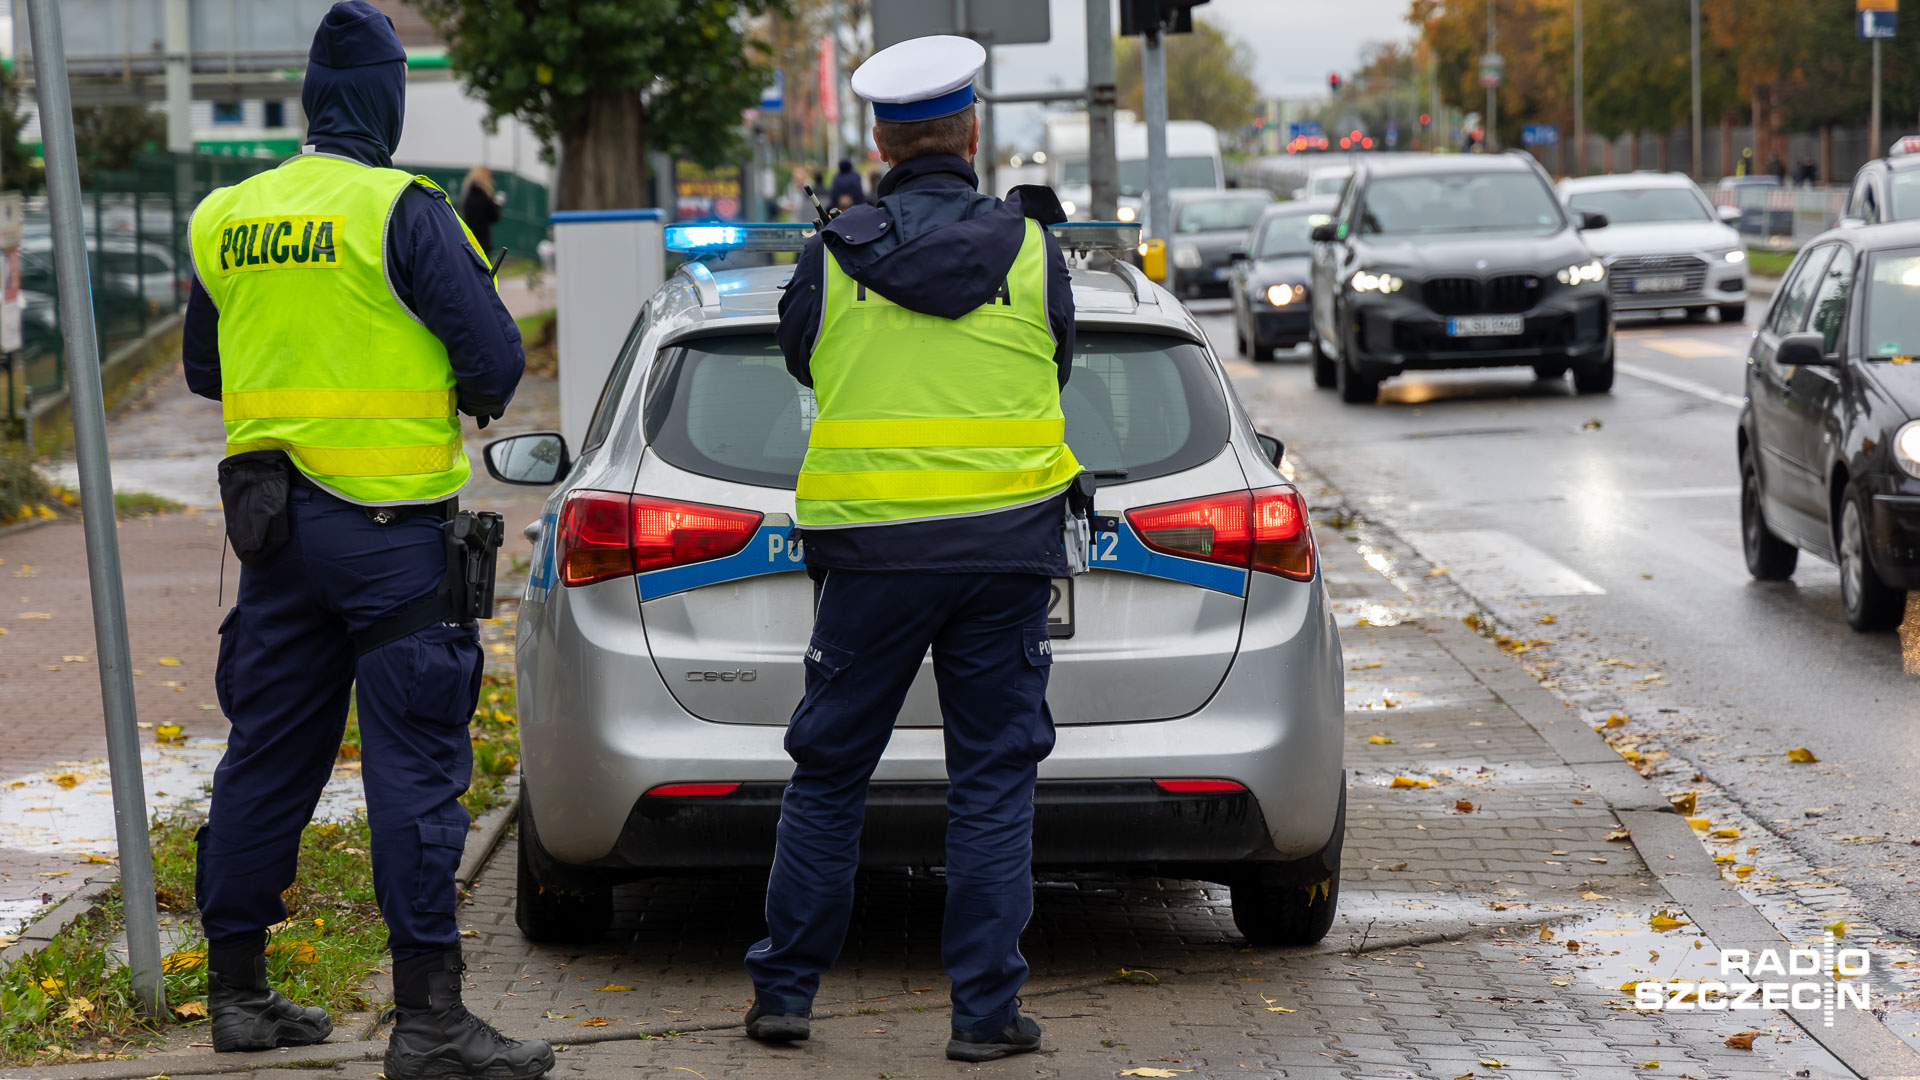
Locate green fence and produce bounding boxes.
[3,152,549,437]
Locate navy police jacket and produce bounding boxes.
[778,154,1078,576]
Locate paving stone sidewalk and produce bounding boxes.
[50,512,1863,1080]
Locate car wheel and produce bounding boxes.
[1311,333,1337,388]
[1840,491,1906,632]
[1718,303,1747,324]
[514,799,615,943]
[1572,342,1614,395]
[1532,363,1569,381]
[1683,307,1710,324]
[1336,355,1379,403]
[1231,788,1344,947]
[1740,451,1797,581]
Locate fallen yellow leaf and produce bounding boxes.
[1711,827,1740,839]
[52,773,79,789]
[1427,566,1450,577]
[1455,799,1476,813]
[1389,776,1434,789]
[1725,1032,1759,1050]
[60,996,95,1023]
[1367,735,1396,744]
[18,612,51,619]
[593,985,635,992]
[1618,980,1641,992]
[1605,828,1632,842]
[1605,713,1630,727]
[171,999,208,1022]
[1637,1063,1659,1071]
[154,724,185,745]
[1786,747,1819,763]
[1120,1071,1190,1078]
[60,655,87,663]
[1713,853,1735,864]
[1825,920,1847,938]
[1539,926,1554,941]
[1669,791,1698,815]
[1349,660,1383,670]
[37,977,63,993]
[1686,817,1712,831]
[265,941,318,964]
[161,951,205,974]
[1650,913,1690,931]
[575,1017,611,1027]
[1732,865,1754,879]
[79,853,113,864]
[157,657,182,666]
[1479,1059,1507,1069]
[38,870,69,877]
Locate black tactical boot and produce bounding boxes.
[208,934,334,1052]
[385,949,555,1080]
[946,1012,1042,1062]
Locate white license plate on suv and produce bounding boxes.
[1630,275,1688,294]
[1446,315,1524,337]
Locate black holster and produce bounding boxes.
[217,451,292,565]
[349,508,505,656]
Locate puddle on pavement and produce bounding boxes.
[0,739,367,932]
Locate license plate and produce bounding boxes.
[1047,577,1075,639]
[1630,275,1688,294]
[1446,315,1524,337]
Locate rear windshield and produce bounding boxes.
[1177,198,1270,234]
[643,331,1230,489]
[1567,186,1712,224]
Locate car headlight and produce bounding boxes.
[1718,248,1746,264]
[1266,283,1306,306]
[1116,205,1137,222]
[1556,259,1606,285]
[1060,199,1078,217]
[1349,269,1404,294]
[1896,421,1920,480]
[1173,243,1203,270]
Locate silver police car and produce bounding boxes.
[483,223,1346,949]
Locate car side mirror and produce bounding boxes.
[1310,223,1339,243]
[1717,204,1743,225]
[483,431,571,486]
[1256,432,1285,467]
[1577,210,1610,230]
[1776,330,1835,368]
[1839,216,1866,229]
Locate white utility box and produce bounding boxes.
[551,209,665,450]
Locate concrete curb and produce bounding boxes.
[0,514,57,542]
[0,864,120,969]
[17,1039,391,1080]
[1425,583,1920,1078]
[458,782,520,890]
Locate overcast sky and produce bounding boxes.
[986,0,1416,148]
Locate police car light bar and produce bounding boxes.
[664,222,817,254]
[1048,221,1144,253]
[1892,136,1920,158]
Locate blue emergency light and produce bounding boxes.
[663,222,817,254]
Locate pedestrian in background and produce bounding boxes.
[459,164,503,255]
[181,4,549,1078]
[1768,156,1788,184]
[828,157,866,209]
[742,32,1081,1066]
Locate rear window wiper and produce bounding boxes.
[1090,468,1129,479]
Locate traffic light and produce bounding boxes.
[1328,72,1343,93]
[1120,0,1212,36]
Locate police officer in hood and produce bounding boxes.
[743,34,1079,1064]
[180,4,550,1077]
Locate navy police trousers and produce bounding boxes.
[745,571,1057,1036]
[196,483,481,960]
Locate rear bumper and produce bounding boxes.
[1251,308,1312,346]
[1347,292,1612,377]
[1609,274,1747,312]
[1173,265,1234,299]
[577,780,1275,875]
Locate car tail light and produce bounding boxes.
[556,491,762,587]
[645,782,742,797]
[1126,487,1315,581]
[1154,778,1247,794]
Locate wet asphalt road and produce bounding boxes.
[1191,299,1920,938]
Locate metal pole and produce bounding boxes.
[1428,47,1440,154]
[1143,27,1170,239]
[163,0,191,154]
[980,47,997,196]
[1573,0,1584,174]
[21,0,166,1018]
[1690,0,1702,179]
[1085,0,1119,221]
[1485,0,1497,152]
[1873,38,1884,160]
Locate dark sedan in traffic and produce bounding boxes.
[1739,221,1920,630]
[1228,200,1332,359]
[1163,188,1274,300]
[1307,153,1615,403]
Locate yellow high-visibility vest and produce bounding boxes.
[190,153,487,504]
[796,218,1080,527]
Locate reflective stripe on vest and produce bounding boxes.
[190,154,486,504]
[796,217,1080,528]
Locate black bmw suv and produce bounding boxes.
[1307,153,1616,403]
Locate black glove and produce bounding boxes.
[458,396,505,430]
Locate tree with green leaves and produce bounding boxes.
[1115,19,1260,135]
[409,0,786,210]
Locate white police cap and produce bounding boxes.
[852,34,986,122]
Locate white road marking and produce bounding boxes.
[1397,528,1606,597]
[1616,361,1745,409]
[1642,337,1735,359]
[1221,359,1261,379]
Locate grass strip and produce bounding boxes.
[0,670,527,1066]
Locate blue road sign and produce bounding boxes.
[1385,121,1399,147]
[1288,121,1324,141]
[761,70,785,111]
[1522,123,1561,147]
[1861,10,1898,38]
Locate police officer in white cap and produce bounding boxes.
[742,33,1080,1063]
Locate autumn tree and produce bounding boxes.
[1115,19,1261,134]
[409,0,787,210]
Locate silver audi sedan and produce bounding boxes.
[483,224,1346,950]
[1558,172,1750,322]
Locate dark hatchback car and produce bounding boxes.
[1738,222,1920,630]
[1164,188,1275,300]
[1228,200,1332,359]
[1307,153,1615,403]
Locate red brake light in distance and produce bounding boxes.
[1154,779,1247,794]
[1126,487,1315,582]
[556,491,763,587]
[645,782,742,797]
